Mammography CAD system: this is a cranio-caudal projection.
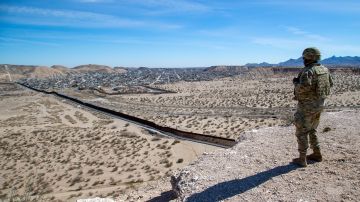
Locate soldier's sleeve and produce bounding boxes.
[294,70,313,99]
[299,70,313,86]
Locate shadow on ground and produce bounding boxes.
[147,190,177,202]
[186,163,299,202]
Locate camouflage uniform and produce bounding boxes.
[293,62,333,156]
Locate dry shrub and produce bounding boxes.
[323,127,332,133]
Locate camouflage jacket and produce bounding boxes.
[294,63,333,102]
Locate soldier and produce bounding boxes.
[292,47,333,167]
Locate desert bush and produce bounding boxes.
[111,166,118,172]
[109,177,116,186]
[165,162,173,168]
[69,176,82,186]
[151,137,161,141]
[5,179,49,202]
[323,127,332,133]
[92,180,104,186]
[64,115,77,124]
[95,169,103,175]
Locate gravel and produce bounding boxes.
[170,110,360,201]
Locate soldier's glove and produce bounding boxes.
[293,77,299,84]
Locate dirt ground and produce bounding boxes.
[170,110,360,201]
[1,70,359,201]
[0,84,216,202]
[61,72,360,140]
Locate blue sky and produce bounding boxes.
[1,0,360,67]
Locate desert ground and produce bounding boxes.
[0,69,359,201]
[61,72,360,140]
[171,109,360,202]
[0,83,216,201]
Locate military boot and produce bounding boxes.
[292,153,307,167]
[307,148,322,162]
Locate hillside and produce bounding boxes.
[1,57,359,83]
[0,64,130,82]
[0,65,64,81]
[72,64,115,73]
[51,65,72,73]
[169,110,360,201]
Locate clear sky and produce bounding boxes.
[0,0,360,67]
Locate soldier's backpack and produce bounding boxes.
[313,65,331,99]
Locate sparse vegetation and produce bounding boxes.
[2,70,360,201]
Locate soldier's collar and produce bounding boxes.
[305,62,320,68]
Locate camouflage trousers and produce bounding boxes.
[294,99,325,154]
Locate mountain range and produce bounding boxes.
[1,56,359,81]
[246,56,360,67]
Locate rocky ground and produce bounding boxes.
[170,110,360,201]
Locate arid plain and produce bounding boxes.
[63,71,360,140]
[1,68,360,201]
[0,84,215,201]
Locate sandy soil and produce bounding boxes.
[0,84,217,202]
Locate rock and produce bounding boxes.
[171,169,199,200]
[76,197,114,202]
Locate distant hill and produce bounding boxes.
[72,64,114,73]
[113,66,128,73]
[322,56,360,66]
[205,66,248,72]
[243,62,275,67]
[0,64,129,82]
[1,56,359,82]
[0,64,65,81]
[51,65,69,70]
[51,65,73,74]
[277,58,303,67]
[246,56,360,67]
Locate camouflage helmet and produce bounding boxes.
[302,47,321,61]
